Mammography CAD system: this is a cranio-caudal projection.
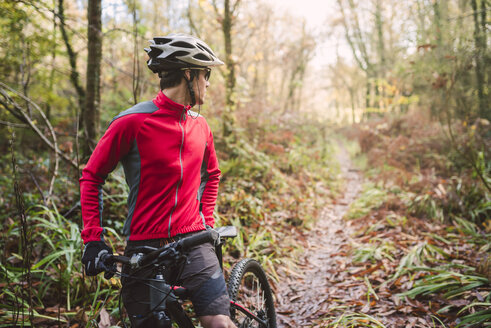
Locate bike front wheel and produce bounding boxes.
[228,258,277,328]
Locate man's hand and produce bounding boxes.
[82,241,112,276]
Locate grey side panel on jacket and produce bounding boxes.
[121,141,141,237]
[109,101,158,126]
[197,142,209,226]
[111,101,158,237]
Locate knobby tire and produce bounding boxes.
[228,259,277,328]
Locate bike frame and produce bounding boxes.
[104,228,269,328]
[168,285,268,327]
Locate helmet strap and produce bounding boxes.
[183,70,196,107]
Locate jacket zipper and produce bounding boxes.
[168,109,186,237]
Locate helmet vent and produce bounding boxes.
[197,43,214,56]
[193,53,211,61]
[147,48,163,58]
[172,50,191,57]
[170,41,194,48]
[154,37,172,44]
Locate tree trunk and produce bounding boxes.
[375,0,385,112]
[364,79,371,120]
[349,88,356,124]
[223,0,235,109]
[84,0,102,158]
[337,0,373,117]
[472,0,488,119]
[416,0,427,44]
[375,0,385,75]
[285,67,298,112]
[58,0,85,120]
[131,1,140,105]
[220,0,239,138]
[433,0,442,48]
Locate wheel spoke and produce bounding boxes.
[228,259,277,328]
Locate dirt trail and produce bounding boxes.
[276,145,363,327]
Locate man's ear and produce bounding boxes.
[183,69,191,81]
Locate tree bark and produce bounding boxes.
[375,0,385,74]
[375,0,385,112]
[131,0,140,105]
[84,0,102,158]
[365,79,371,120]
[433,0,443,48]
[471,0,489,119]
[213,0,240,138]
[338,0,375,116]
[58,0,85,114]
[222,0,236,137]
[223,0,234,105]
[350,88,356,124]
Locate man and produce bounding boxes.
[80,33,235,328]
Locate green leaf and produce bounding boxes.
[31,249,75,270]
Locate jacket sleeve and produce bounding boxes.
[199,129,221,227]
[79,117,136,244]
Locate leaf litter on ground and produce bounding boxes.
[274,136,490,327]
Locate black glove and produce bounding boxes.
[82,241,112,276]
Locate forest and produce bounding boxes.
[0,0,489,327]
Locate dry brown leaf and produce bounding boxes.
[361,302,371,313]
[98,307,111,328]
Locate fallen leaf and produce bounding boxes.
[98,308,111,328]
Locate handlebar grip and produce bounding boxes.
[97,253,131,268]
[179,230,218,251]
[96,252,112,271]
[139,230,219,267]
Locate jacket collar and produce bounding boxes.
[153,90,191,117]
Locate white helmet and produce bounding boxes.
[145,33,224,73]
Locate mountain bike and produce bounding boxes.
[98,226,277,328]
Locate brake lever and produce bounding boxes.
[104,269,115,280]
[130,253,144,269]
[98,253,116,279]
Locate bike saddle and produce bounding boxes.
[216,226,237,238]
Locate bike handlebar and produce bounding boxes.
[97,229,220,273]
[179,229,219,250]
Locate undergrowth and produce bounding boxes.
[0,118,340,327]
[326,112,491,327]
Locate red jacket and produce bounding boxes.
[80,91,220,243]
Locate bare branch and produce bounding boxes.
[0,82,77,169]
[103,27,134,36]
[187,0,202,38]
[231,0,241,15]
[347,0,371,68]
[1,98,28,123]
[58,0,85,116]
[1,82,60,201]
[27,169,48,207]
[211,0,220,18]
[337,0,368,72]
[0,120,28,128]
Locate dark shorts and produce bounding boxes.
[121,236,230,326]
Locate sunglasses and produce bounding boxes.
[182,68,211,81]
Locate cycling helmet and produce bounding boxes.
[145,33,224,73]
